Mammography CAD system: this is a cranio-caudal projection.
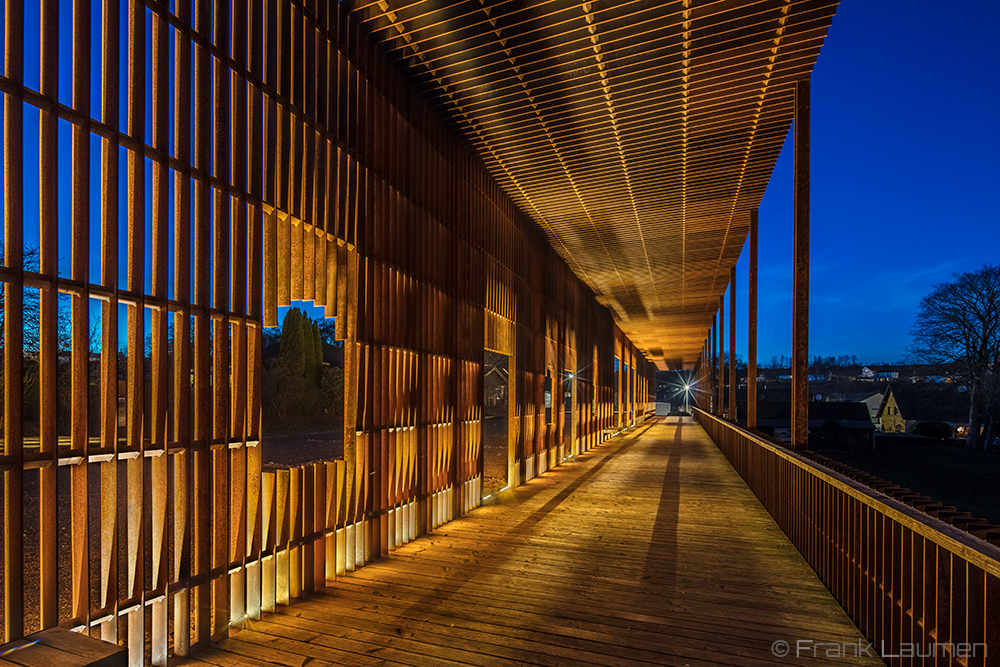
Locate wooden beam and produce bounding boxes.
[791,79,811,451]
[748,209,758,431]
[717,297,724,418]
[729,266,736,423]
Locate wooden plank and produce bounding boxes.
[0,627,126,667]
[205,418,881,666]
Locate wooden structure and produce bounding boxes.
[697,410,1000,664]
[0,627,126,667]
[6,0,1000,663]
[176,418,885,667]
[355,0,836,370]
[16,1,990,666]
[1,1,654,662]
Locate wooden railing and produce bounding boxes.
[695,409,1000,666]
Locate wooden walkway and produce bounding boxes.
[180,417,884,666]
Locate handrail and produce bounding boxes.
[694,408,1000,663]
[695,409,1000,577]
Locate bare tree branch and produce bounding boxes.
[908,264,1000,449]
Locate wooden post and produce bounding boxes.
[729,266,736,423]
[748,209,759,430]
[791,79,811,451]
[718,296,724,418]
[710,321,717,415]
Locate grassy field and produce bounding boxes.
[815,441,1000,525]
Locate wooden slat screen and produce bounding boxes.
[1,1,655,664]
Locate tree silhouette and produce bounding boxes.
[909,264,1000,449]
[280,308,308,378]
[262,308,341,424]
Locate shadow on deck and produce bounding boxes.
[179,417,883,666]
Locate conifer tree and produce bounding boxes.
[311,320,323,381]
[280,307,307,377]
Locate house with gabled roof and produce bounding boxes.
[875,384,970,436]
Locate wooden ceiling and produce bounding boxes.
[349,0,839,369]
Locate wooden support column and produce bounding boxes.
[4,0,26,642]
[710,322,717,414]
[700,352,705,411]
[791,79,811,451]
[701,343,707,411]
[705,337,710,412]
[729,266,736,423]
[717,297,724,418]
[748,209,759,430]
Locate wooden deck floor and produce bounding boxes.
[180,417,884,666]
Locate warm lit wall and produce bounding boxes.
[878,391,906,433]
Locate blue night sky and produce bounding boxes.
[734,0,1000,366]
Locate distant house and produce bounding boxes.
[877,387,906,433]
[875,384,969,436]
[753,401,875,450]
[833,390,884,424]
[874,371,899,382]
[858,366,875,381]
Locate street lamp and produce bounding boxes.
[683,384,691,413]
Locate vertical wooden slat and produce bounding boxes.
[275,468,289,605]
[229,440,246,629]
[261,470,276,613]
[67,0,92,632]
[3,0,26,642]
[173,38,193,662]
[212,0,233,642]
[278,211,291,307]
[149,5,170,658]
[263,209,278,326]
[191,0,213,648]
[172,449,190,657]
[35,0,59,633]
[246,439,262,621]
[97,0,121,645]
[290,217,303,301]
[312,462,326,589]
[289,466,301,599]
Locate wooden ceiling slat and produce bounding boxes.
[352,0,838,368]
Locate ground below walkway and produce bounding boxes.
[180,416,883,666]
